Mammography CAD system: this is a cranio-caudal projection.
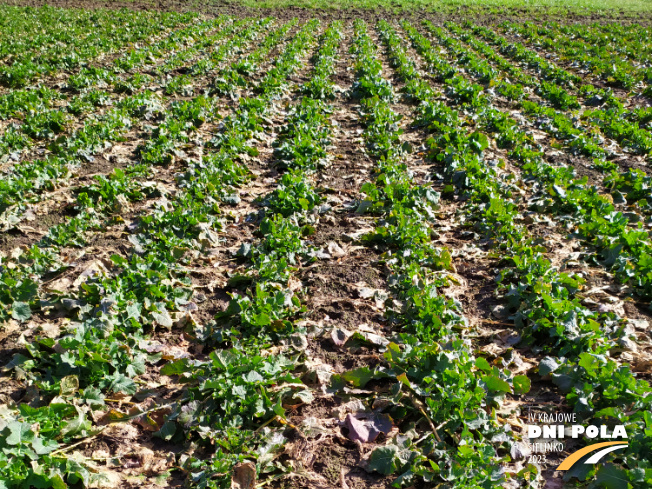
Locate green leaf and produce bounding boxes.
[106,373,137,394]
[644,410,652,429]
[161,359,190,376]
[6,421,34,445]
[513,375,531,395]
[32,436,59,455]
[469,131,489,152]
[126,302,142,319]
[366,445,399,475]
[156,420,176,441]
[538,356,560,376]
[329,374,346,391]
[578,352,600,374]
[151,309,173,328]
[5,353,32,370]
[61,407,90,438]
[50,474,67,489]
[475,357,491,372]
[562,458,594,482]
[81,387,105,406]
[11,301,31,321]
[244,370,264,383]
[594,464,628,489]
[552,184,567,198]
[484,375,512,393]
[293,389,314,404]
[458,444,474,457]
[343,367,374,388]
[110,254,128,267]
[253,313,271,326]
[552,372,575,393]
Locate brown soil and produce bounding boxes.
[4,0,652,24]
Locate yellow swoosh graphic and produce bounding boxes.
[557,442,629,470]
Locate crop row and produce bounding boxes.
[0,15,237,164]
[0,19,316,487]
[392,20,652,486]
[331,20,537,487]
[459,23,652,152]
[143,18,323,485]
[2,15,652,489]
[1,16,290,331]
[500,21,652,94]
[0,17,279,238]
[400,21,630,350]
[416,21,652,306]
[0,5,198,89]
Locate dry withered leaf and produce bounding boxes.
[327,241,346,258]
[73,260,109,287]
[231,461,256,489]
[342,412,393,443]
[510,441,532,460]
[331,327,352,346]
[129,399,174,432]
[331,399,367,420]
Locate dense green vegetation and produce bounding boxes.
[1,4,652,489]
